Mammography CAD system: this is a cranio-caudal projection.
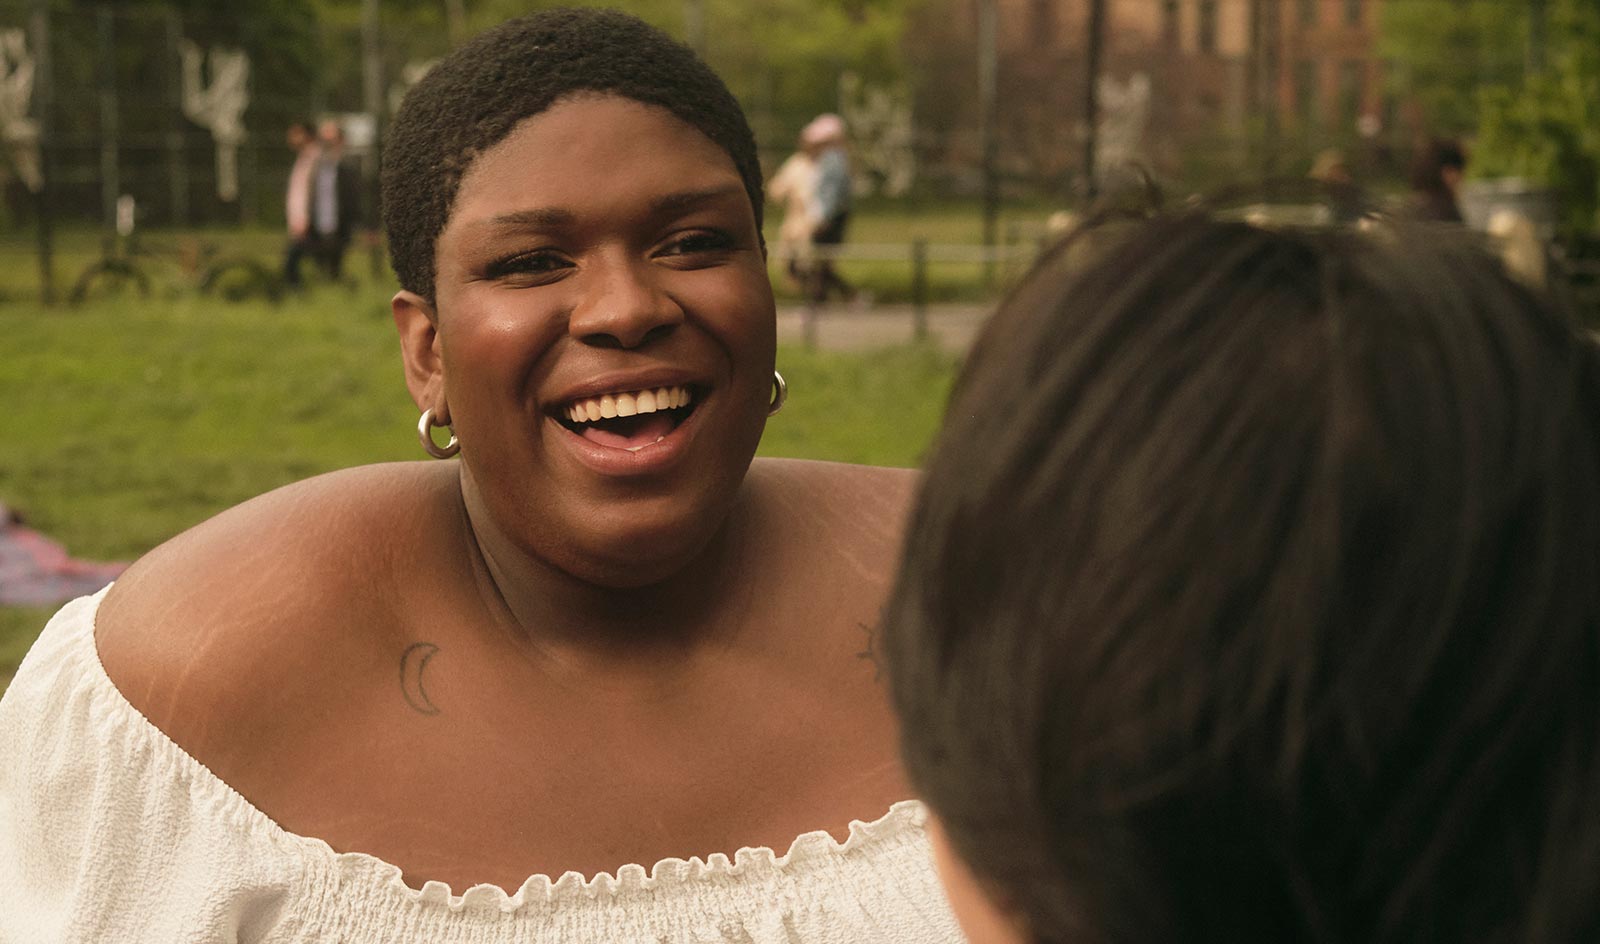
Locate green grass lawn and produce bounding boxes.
[0,278,961,688]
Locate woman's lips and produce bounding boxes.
[548,388,705,477]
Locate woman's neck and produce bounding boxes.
[452,466,759,671]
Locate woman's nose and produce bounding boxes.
[567,256,684,349]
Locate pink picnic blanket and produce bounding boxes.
[0,521,127,606]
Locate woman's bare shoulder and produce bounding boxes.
[94,461,457,747]
[747,457,922,561]
[750,456,920,510]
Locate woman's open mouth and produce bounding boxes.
[554,384,700,452]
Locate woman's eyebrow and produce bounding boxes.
[484,207,578,230]
[649,185,746,215]
[477,185,745,233]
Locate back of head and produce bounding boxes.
[1410,137,1466,193]
[382,7,763,301]
[888,214,1600,943]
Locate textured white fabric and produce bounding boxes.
[0,589,965,944]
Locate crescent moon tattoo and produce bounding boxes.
[399,642,443,716]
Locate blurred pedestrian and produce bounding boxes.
[765,131,820,292]
[1405,137,1467,223]
[802,113,860,305]
[309,119,363,283]
[281,120,320,288]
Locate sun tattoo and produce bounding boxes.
[855,619,883,683]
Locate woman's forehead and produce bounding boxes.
[444,96,748,229]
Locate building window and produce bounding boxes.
[1198,0,1218,53]
[1339,60,1363,130]
[1344,0,1363,26]
[1299,0,1318,28]
[1297,59,1320,132]
[1029,0,1054,47]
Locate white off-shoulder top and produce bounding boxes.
[0,589,964,944]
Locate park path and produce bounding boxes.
[775,302,993,353]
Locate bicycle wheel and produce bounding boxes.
[68,259,152,306]
[199,257,285,304]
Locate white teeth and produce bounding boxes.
[562,384,693,425]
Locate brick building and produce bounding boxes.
[919,0,1390,189]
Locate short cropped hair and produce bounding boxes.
[888,215,1600,943]
[382,8,763,301]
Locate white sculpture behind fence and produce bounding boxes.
[1095,72,1151,189]
[838,71,915,199]
[0,28,41,193]
[180,40,249,202]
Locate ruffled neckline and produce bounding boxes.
[321,798,929,913]
[68,586,930,915]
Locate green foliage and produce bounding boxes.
[1378,0,1527,136]
[1382,0,1600,234]
[1472,1,1600,233]
[304,0,914,145]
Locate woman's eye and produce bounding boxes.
[485,251,572,280]
[658,230,734,260]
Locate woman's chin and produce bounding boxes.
[555,543,707,591]
[543,504,732,591]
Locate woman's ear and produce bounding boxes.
[393,290,447,418]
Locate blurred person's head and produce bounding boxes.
[1309,148,1351,185]
[800,112,845,154]
[286,122,314,151]
[382,7,762,302]
[317,119,344,150]
[1410,137,1466,196]
[887,213,1600,944]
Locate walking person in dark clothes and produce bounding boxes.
[281,121,320,289]
[803,113,859,306]
[309,119,364,283]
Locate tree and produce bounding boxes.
[1381,0,1600,233]
[327,0,915,152]
[1378,0,1526,137]
[1472,0,1600,232]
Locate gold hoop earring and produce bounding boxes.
[768,370,788,416]
[417,408,459,459]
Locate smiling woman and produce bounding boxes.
[0,10,961,944]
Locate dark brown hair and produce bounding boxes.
[888,214,1600,943]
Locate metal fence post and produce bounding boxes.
[165,8,189,227]
[96,4,119,257]
[362,0,384,278]
[977,0,997,285]
[29,0,54,305]
[911,239,928,341]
